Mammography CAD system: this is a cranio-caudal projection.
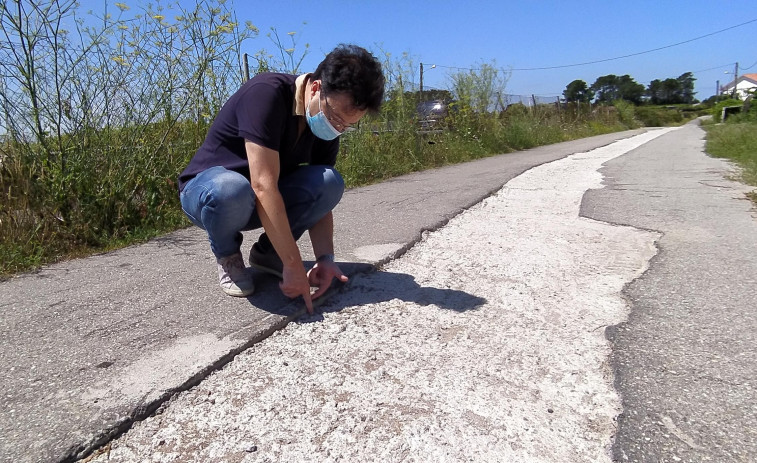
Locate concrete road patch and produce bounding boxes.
[87,129,675,462]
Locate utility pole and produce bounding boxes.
[419,63,435,103]
[419,63,424,102]
[734,62,739,98]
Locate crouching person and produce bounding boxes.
[178,44,385,312]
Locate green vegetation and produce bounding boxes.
[708,98,745,123]
[338,104,628,187]
[338,59,630,187]
[563,80,594,103]
[704,101,757,203]
[646,72,696,105]
[0,1,679,278]
[564,72,696,106]
[633,105,696,127]
[590,74,646,105]
[1,0,251,276]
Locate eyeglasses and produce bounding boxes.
[321,91,355,133]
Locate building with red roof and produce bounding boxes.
[720,73,757,99]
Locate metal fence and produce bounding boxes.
[501,94,561,108]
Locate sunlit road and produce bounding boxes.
[84,123,756,462]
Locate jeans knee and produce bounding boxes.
[209,175,254,219]
[183,168,255,230]
[209,171,254,206]
[320,167,345,208]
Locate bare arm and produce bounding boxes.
[246,140,313,312]
[308,211,335,259]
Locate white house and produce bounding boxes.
[720,73,757,99]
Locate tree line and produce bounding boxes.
[563,72,697,105]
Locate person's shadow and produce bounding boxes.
[247,262,487,321]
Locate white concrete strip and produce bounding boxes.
[89,128,677,462]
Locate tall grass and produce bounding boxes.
[0,1,636,277]
[338,100,630,187]
[0,0,253,275]
[704,119,757,200]
[337,55,631,187]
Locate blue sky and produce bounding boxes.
[75,0,756,101]
[231,0,756,101]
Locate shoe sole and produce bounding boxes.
[221,286,256,297]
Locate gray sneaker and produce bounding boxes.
[249,242,283,279]
[216,252,255,297]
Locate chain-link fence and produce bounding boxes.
[500,94,561,109]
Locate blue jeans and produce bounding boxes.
[180,165,345,258]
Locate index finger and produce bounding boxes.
[303,290,314,314]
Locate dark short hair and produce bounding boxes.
[313,44,385,113]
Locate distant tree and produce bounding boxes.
[664,78,683,103]
[646,72,697,105]
[591,74,645,104]
[647,79,664,104]
[563,80,594,103]
[647,78,681,104]
[677,72,696,104]
[617,75,645,105]
[591,74,621,103]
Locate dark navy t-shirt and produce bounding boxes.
[178,73,339,191]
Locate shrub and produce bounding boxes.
[0,0,253,276]
[612,100,640,128]
[634,106,684,126]
[705,121,757,196]
[710,99,743,122]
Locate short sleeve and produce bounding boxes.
[235,82,288,152]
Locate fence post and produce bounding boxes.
[243,53,250,81]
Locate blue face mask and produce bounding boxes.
[306,96,342,141]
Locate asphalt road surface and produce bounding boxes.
[583,121,757,462]
[80,122,756,462]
